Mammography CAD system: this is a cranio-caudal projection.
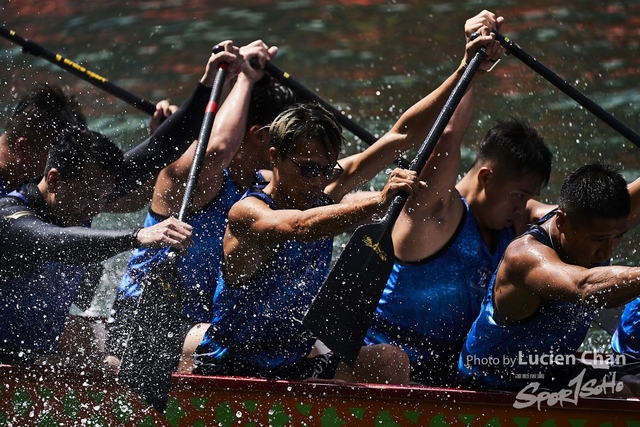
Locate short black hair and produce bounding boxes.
[558,162,630,220]
[269,102,344,159]
[473,117,552,187]
[45,127,123,182]
[5,84,87,148]
[247,73,299,128]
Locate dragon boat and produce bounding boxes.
[2,362,640,426]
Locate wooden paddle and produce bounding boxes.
[303,46,487,367]
[262,61,410,169]
[495,32,640,148]
[116,46,228,414]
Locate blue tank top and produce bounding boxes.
[612,298,640,357]
[113,169,242,322]
[194,185,333,370]
[457,211,596,390]
[365,195,515,372]
[0,191,84,357]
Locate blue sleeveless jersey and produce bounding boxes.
[194,185,333,370]
[0,191,84,356]
[457,212,596,390]
[113,169,242,323]
[612,298,640,357]
[365,195,514,378]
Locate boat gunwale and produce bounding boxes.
[3,363,640,414]
[173,372,640,412]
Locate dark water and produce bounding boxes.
[2,1,640,349]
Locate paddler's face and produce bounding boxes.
[49,161,115,226]
[273,138,341,209]
[479,167,542,230]
[557,212,627,268]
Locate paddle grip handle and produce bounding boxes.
[0,26,157,115]
[495,32,640,148]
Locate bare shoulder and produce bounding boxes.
[392,189,464,262]
[499,232,565,297]
[501,234,546,273]
[494,234,553,321]
[227,195,268,226]
[527,199,556,223]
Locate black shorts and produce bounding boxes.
[194,352,341,381]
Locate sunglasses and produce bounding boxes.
[286,155,344,181]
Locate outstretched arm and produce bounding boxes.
[390,12,506,262]
[325,11,504,202]
[495,235,640,323]
[0,203,191,280]
[223,169,423,283]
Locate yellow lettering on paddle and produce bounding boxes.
[362,236,387,261]
[157,276,177,298]
[55,55,108,83]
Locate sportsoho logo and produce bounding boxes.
[511,351,627,410]
[465,350,627,409]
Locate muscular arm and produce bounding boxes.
[223,192,386,283]
[152,75,255,216]
[145,41,275,217]
[224,169,420,283]
[325,64,469,202]
[391,87,474,262]
[325,15,503,203]
[494,235,640,322]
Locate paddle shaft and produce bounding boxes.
[496,32,640,147]
[117,47,228,414]
[263,61,410,169]
[0,26,157,115]
[178,61,228,221]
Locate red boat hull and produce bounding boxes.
[2,364,640,426]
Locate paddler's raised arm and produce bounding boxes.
[325,12,503,202]
[108,41,242,203]
[150,40,277,217]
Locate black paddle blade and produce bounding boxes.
[117,255,190,413]
[304,219,395,367]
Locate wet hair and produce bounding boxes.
[246,73,299,128]
[472,117,552,187]
[5,84,87,148]
[45,127,124,182]
[558,162,630,220]
[269,102,344,159]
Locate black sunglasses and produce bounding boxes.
[286,155,344,181]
